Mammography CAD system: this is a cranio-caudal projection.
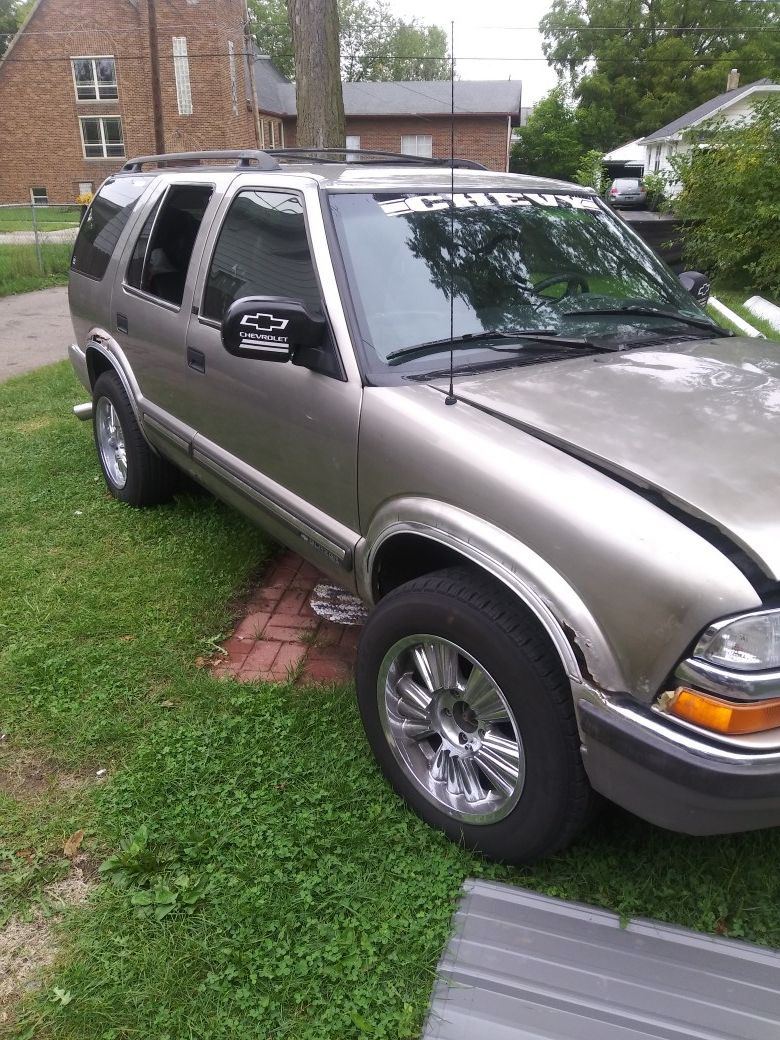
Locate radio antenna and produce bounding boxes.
[445,20,456,406]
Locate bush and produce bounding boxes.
[641,172,667,211]
[670,98,780,294]
[574,149,607,193]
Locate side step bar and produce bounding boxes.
[73,402,92,421]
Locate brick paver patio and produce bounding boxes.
[211,552,364,684]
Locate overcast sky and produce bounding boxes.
[386,0,559,106]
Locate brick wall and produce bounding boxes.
[0,0,256,204]
[280,114,512,171]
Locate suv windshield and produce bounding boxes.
[328,189,721,370]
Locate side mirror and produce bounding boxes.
[221,296,326,362]
[678,271,710,306]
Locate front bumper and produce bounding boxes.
[578,696,780,835]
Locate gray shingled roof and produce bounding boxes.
[253,57,523,121]
[640,78,774,143]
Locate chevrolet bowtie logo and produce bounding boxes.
[240,312,290,333]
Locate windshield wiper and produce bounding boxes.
[561,303,731,335]
[386,329,615,366]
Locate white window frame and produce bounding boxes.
[30,187,49,206]
[345,134,361,160]
[228,40,238,116]
[401,134,433,158]
[172,37,193,116]
[78,116,125,159]
[71,55,118,101]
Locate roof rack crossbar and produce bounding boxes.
[266,147,487,170]
[120,147,487,175]
[121,150,280,173]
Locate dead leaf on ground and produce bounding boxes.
[118,635,136,642]
[63,831,84,859]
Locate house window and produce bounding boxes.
[71,56,118,100]
[345,134,361,160]
[172,37,193,116]
[30,186,49,206]
[653,144,662,173]
[78,181,94,195]
[228,41,238,116]
[401,134,432,157]
[79,116,125,158]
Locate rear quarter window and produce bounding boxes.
[71,176,150,280]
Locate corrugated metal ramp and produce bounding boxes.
[423,879,780,1039]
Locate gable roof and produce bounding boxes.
[254,57,523,122]
[640,79,776,143]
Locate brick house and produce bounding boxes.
[254,57,524,172]
[0,0,256,204]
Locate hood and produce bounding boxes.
[432,336,780,580]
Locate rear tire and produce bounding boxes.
[92,370,178,507]
[356,566,594,863]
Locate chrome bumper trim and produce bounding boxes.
[73,402,93,421]
[675,657,780,702]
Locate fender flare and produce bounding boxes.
[357,497,626,693]
[84,337,153,447]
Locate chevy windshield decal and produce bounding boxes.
[378,192,600,217]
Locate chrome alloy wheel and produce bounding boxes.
[377,635,525,824]
[95,397,128,489]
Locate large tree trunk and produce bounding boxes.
[286,0,345,149]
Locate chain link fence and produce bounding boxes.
[0,202,82,272]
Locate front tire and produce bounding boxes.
[355,567,594,863]
[92,370,177,507]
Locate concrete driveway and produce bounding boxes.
[0,286,73,382]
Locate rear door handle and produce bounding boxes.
[116,313,128,334]
[187,346,206,373]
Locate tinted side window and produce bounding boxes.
[71,176,150,280]
[138,184,213,306]
[202,191,321,322]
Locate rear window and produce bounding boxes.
[613,179,641,188]
[71,176,150,280]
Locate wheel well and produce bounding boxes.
[85,346,114,388]
[371,532,570,678]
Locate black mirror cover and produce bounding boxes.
[678,271,711,306]
[221,296,326,362]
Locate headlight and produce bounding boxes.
[695,610,780,672]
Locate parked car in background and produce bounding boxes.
[606,177,648,208]
[68,149,780,866]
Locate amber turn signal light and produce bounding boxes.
[668,687,780,735]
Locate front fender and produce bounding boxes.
[356,496,625,693]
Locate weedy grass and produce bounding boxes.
[4,363,780,1038]
[0,244,73,297]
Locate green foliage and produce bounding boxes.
[640,171,665,210]
[511,87,583,181]
[574,148,606,192]
[249,0,448,81]
[540,0,780,151]
[0,242,72,296]
[671,99,780,294]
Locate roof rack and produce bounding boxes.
[120,150,280,173]
[266,148,488,170]
[120,147,487,174]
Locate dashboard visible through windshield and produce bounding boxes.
[327,189,723,374]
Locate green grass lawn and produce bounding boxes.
[5,363,780,1039]
[0,206,82,234]
[0,243,72,297]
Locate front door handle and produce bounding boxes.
[187,346,206,373]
